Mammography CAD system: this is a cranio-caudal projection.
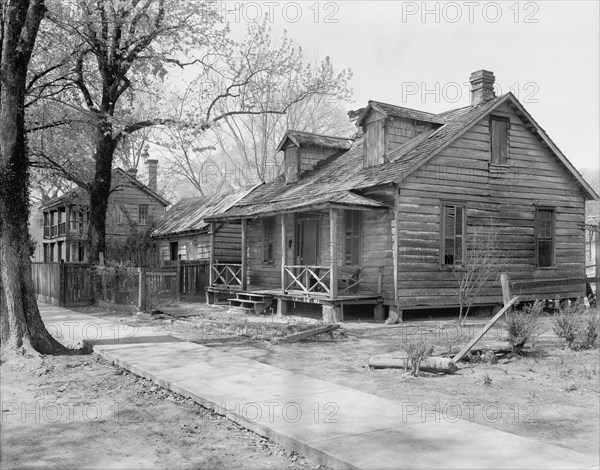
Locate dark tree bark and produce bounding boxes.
[88,125,117,263]
[0,0,67,355]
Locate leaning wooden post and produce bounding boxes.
[500,273,512,315]
[241,218,247,290]
[138,267,147,312]
[280,214,286,295]
[329,208,338,300]
[209,221,216,288]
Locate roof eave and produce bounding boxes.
[355,102,376,127]
[206,200,388,222]
[505,96,600,201]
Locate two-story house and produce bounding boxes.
[36,160,169,263]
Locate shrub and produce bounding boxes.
[553,299,599,350]
[403,341,434,377]
[504,301,543,355]
[578,314,600,349]
[89,261,138,305]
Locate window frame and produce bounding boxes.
[138,204,149,225]
[344,210,363,266]
[489,115,510,166]
[440,202,467,268]
[263,217,275,265]
[534,206,556,269]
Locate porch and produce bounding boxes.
[205,204,390,321]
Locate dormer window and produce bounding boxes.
[490,115,509,165]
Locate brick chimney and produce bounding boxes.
[145,159,158,191]
[469,70,496,106]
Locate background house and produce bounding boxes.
[34,160,169,263]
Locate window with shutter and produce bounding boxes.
[263,218,275,264]
[490,116,509,165]
[441,204,466,266]
[344,210,362,265]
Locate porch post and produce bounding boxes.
[281,214,286,295]
[241,218,247,290]
[329,208,338,300]
[209,221,215,287]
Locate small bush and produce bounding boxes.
[403,341,434,377]
[89,261,139,305]
[553,299,599,350]
[504,301,543,355]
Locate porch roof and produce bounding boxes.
[205,190,387,220]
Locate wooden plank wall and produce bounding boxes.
[215,223,242,262]
[106,185,167,239]
[299,147,335,173]
[154,223,241,263]
[247,214,294,289]
[396,102,587,308]
[387,117,434,150]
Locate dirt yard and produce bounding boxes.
[0,353,321,469]
[72,302,600,459]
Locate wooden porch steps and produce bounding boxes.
[228,292,273,314]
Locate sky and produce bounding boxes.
[222,0,599,176]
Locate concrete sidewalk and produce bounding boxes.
[40,303,599,470]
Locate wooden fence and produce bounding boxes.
[32,260,209,310]
[31,262,93,307]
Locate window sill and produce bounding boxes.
[535,266,556,270]
[440,264,462,271]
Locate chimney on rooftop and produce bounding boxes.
[469,70,496,106]
[146,159,158,191]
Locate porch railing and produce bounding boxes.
[285,265,331,294]
[211,263,242,288]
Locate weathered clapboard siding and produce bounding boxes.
[299,146,334,173]
[214,223,242,262]
[155,223,241,263]
[106,184,166,239]
[387,116,434,150]
[396,103,587,308]
[247,215,292,289]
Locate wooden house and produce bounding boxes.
[36,161,169,263]
[151,186,258,264]
[205,70,599,321]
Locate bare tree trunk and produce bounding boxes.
[0,0,67,356]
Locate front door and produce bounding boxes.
[296,218,320,291]
[296,218,319,265]
[170,242,178,261]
